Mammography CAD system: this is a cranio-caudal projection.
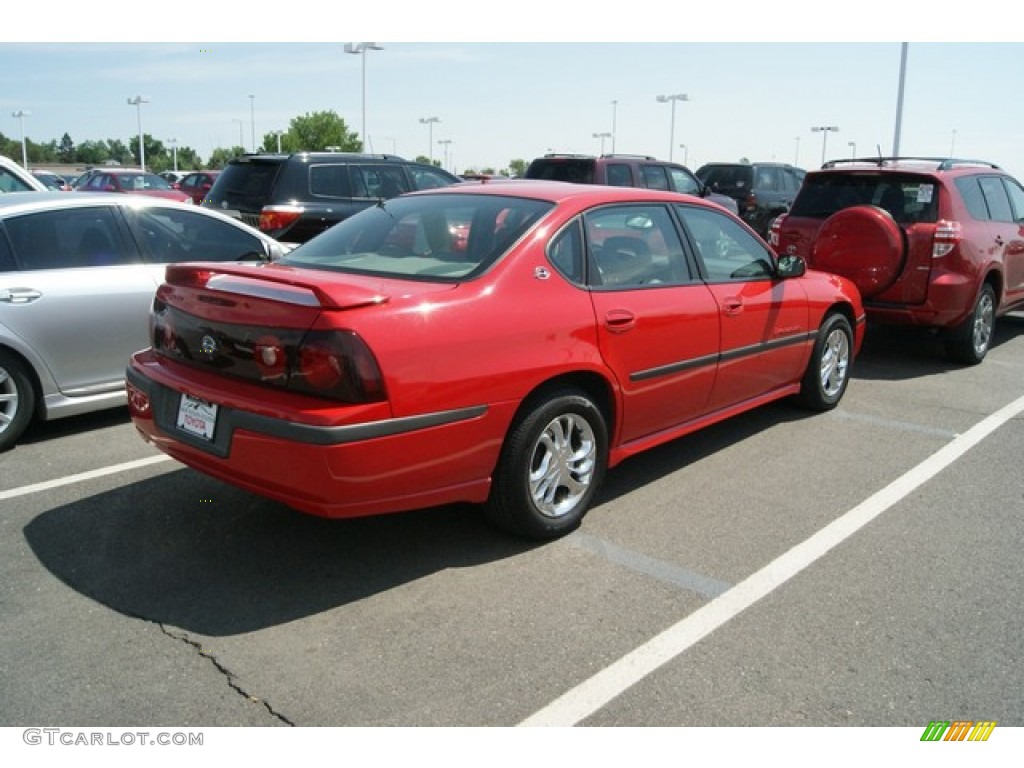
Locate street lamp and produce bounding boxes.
[950,129,957,156]
[232,119,244,149]
[11,109,30,169]
[437,139,452,170]
[127,95,150,170]
[419,116,440,165]
[248,95,256,152]
[168,138,178,172]
[811,125,840,165]
[679,143,688,166]
[847,141,857,158]
[794,136,801,166]
[656,93,689,161]
[345,43,384,153]
[273,129,284,153]
[610,99,618,153]
[593,132,611,154]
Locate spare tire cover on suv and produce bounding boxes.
[812,205,905,299]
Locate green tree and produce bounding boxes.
[207,146,246,169]
[58,133,75,163]
[286,111,360,152]
[508,159,527,178]
[413,155,442,168]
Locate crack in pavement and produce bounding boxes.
[158,625,295,726]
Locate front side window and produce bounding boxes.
[675,204,774,281]
[668,167,701,195]
[410,165,456,190]
[4,207,134,270]
[350,165,410,199]
[583,204,690,288]
[282,194,552,281]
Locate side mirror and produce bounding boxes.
[776,254,806,279]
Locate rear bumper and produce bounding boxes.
[125,354,511,518]
[865,270,977,328]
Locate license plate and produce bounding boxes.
[176,393,218,441]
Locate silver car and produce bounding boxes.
[0,192,290,450]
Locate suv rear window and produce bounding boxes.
[696,165,753,194]
[525,159,595,184]
[207,160,281,208]
[788,174,939,224]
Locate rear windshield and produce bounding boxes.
[788,173,939,224]
[695,165,753,194]
[281,194,554,281]
[525,159,595,184]
[204,160,282,210]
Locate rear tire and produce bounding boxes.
[944,283,995,365]
[796,313,853,411]
[484,389,607,540]
[0,350,36,452]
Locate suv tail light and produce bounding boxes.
[743,192,758,212]
[259,204,304,233]
[768,215,786,247]
[932,219,962,258]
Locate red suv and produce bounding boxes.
[771,158,1024,364]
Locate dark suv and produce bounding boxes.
[770,157,1024,364]
[524,154,739,214]
[202,152,461,243]
[695,162,805,238]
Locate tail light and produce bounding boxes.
[290,330,386,403]
[932,219,962,258]
[768,215,786,247]
[743,193,758,212]
[259,204,304,233]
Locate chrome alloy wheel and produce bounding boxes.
[971,289,995,358]
[819,325,851,399]
[0,364,18,437]
[528,413,597,519]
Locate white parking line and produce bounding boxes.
[0,454,173,503]
[519,392,1024,727]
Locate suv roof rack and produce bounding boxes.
[822,156,1001,171]
[598,154,658,161]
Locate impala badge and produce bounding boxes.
[200,335,219,356]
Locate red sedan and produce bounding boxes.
[127,182,865,539]
[78,169,193,203]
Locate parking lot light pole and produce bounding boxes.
[794,136,801,166]
[656,93,689,162]
[273,130,284,153]
[437,139,452,170]
[593,132,611,154]
[419,117,440,165]
[679,143,688,166]
[848,141,857,159]
[126,96,150,170]
[610,100,618,153]
[168,138,178,172]
[233,119,244,150]
[811,125,839,165]
[12,109,30,168]
[248,95,256,152]
[345,43,384,153]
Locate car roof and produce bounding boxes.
[0,190,261,225]
[408,178,717,207]
[815,157,1003,176]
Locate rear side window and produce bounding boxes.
[605,164,633,186]
[309,164,353,198]
[0,167,35,193]
[128,207,265,263]
[979,176,1013,222]
[955,177,988,220]
[3,207,135,269]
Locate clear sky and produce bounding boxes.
[2,3,1020,178]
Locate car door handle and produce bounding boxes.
[603,309,636,333]
[0,288,43,304]
[721,297,743,316]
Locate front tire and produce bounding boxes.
[944,283,995,365]
[0,351,36,452]
[484,389,608,540]
[797,313,853,411]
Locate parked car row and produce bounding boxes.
[4,149,1023,542]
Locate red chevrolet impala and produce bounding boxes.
[127,181,865,539]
